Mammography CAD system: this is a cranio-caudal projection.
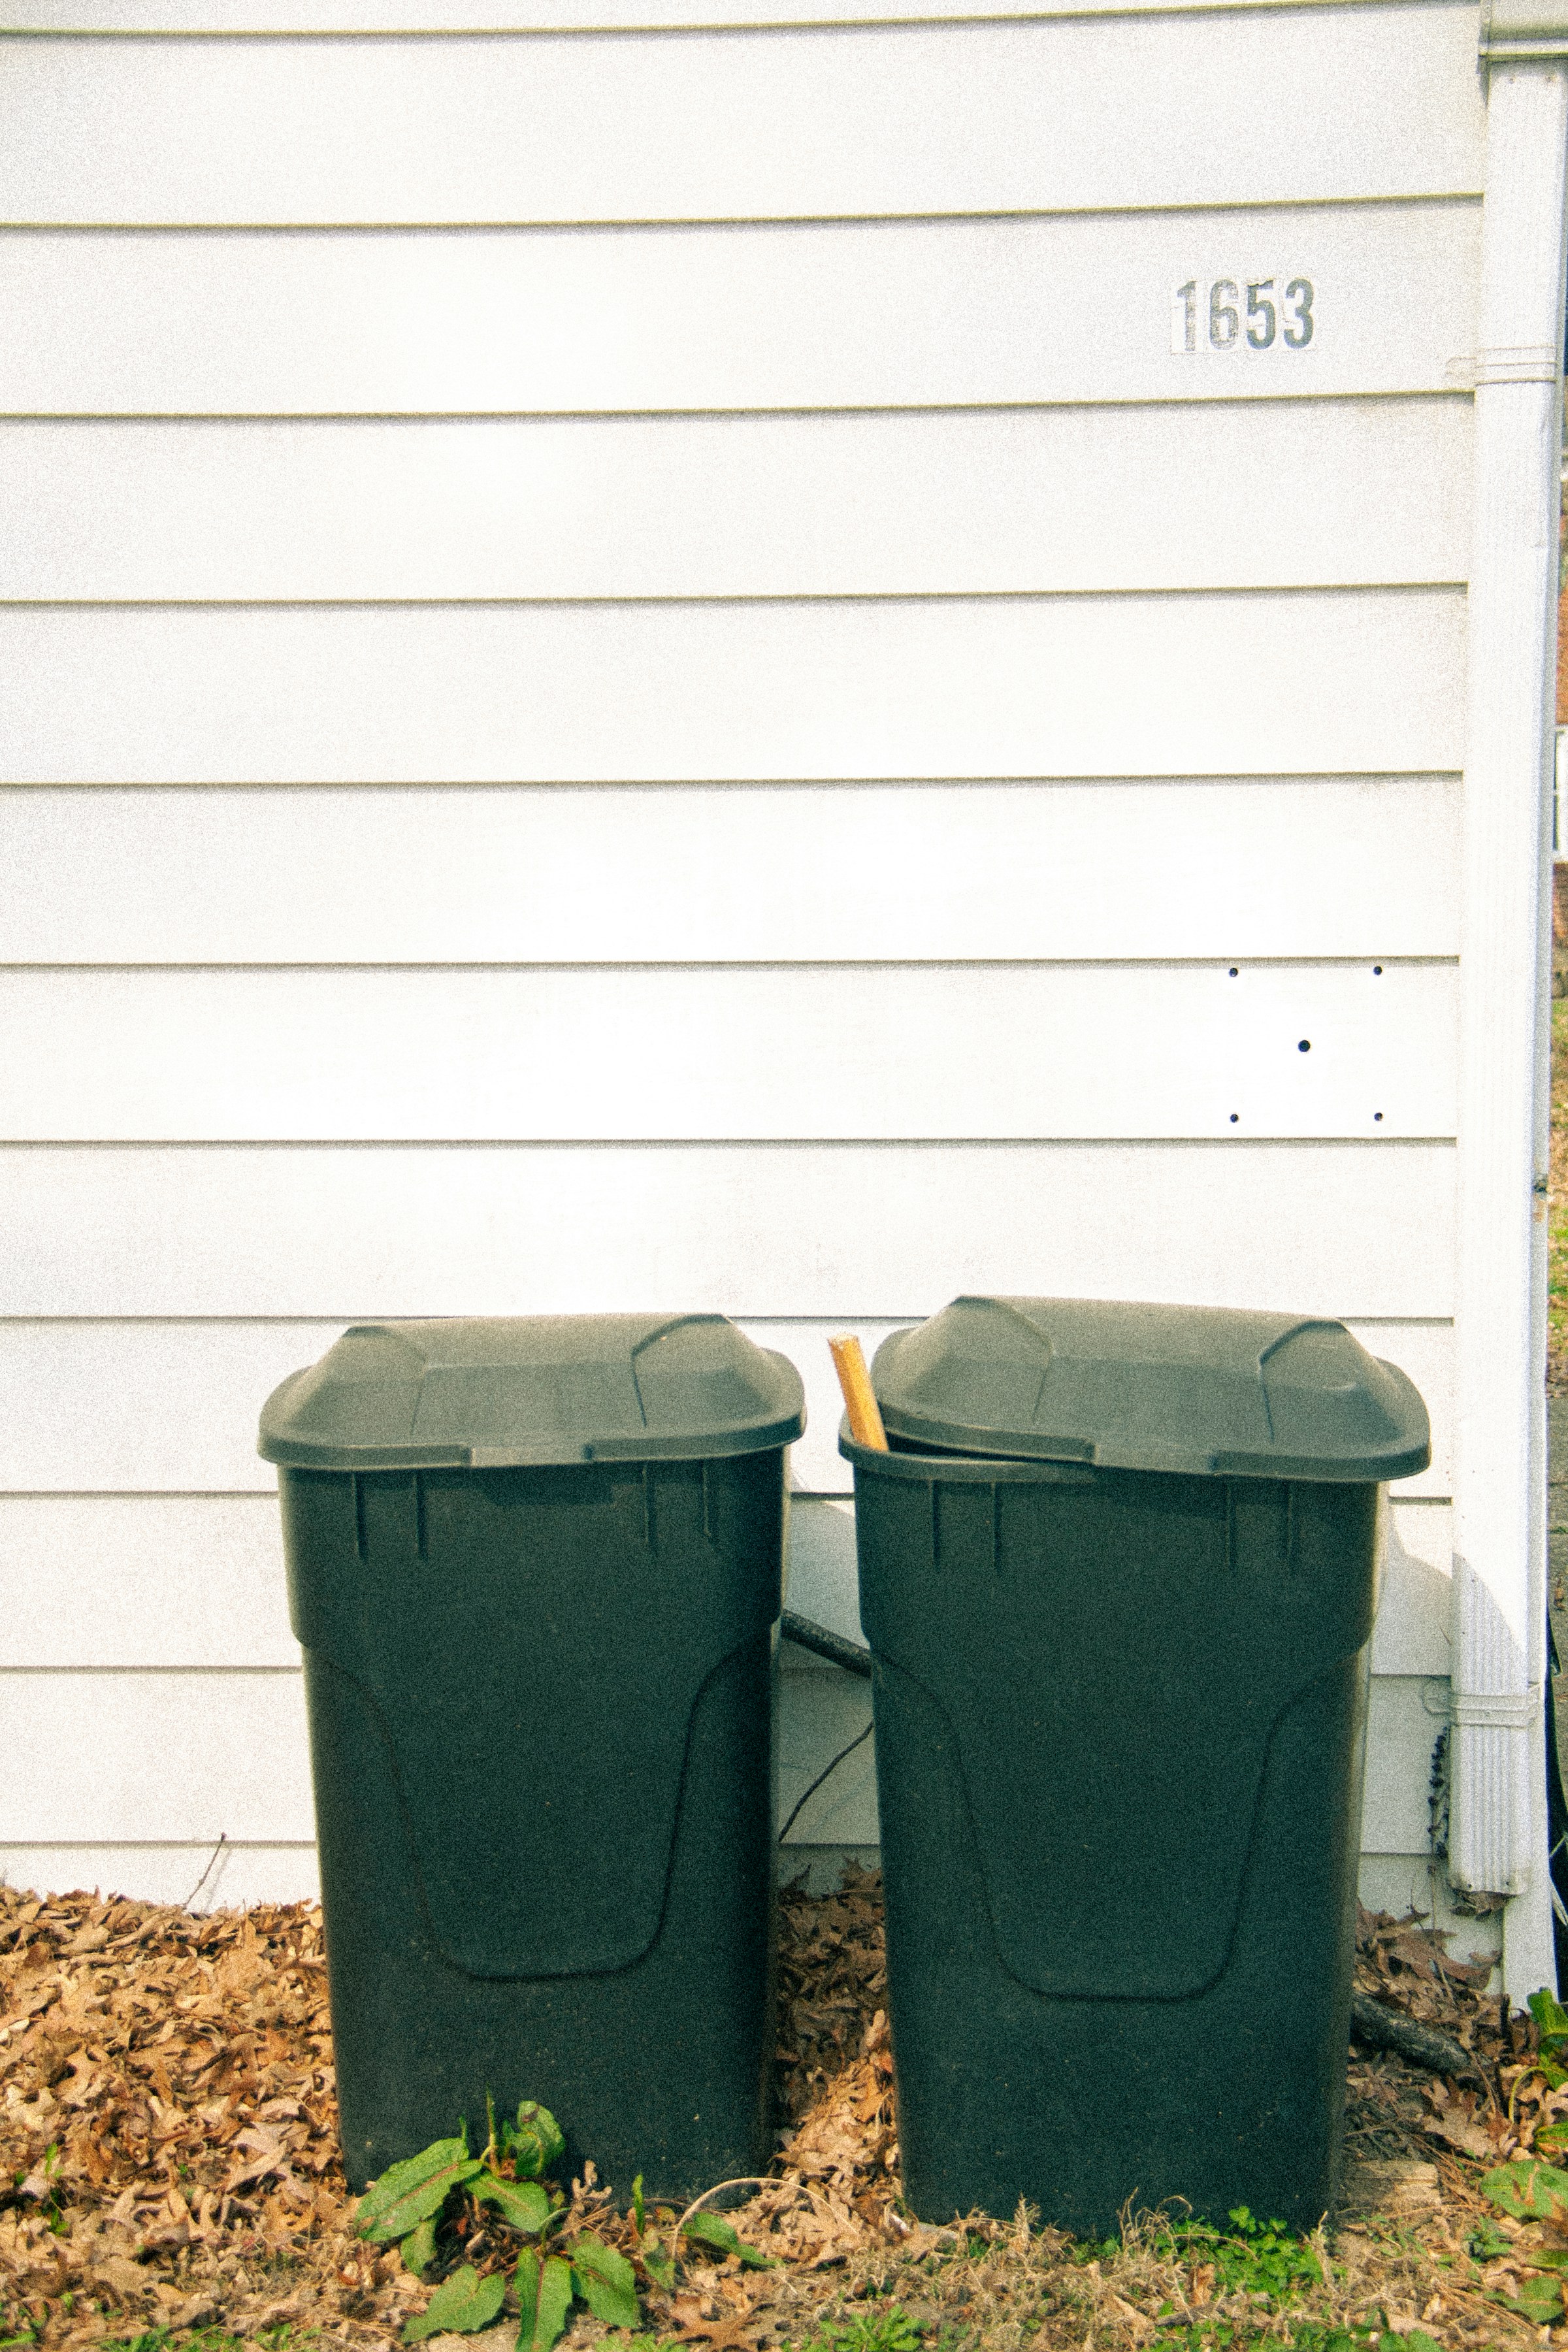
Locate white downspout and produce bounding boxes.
[1450,48,1568,1996]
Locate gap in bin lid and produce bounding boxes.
[868,1296,1430,1482]
[258,1312,806,1471]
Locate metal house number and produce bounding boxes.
[1171,278,1315,354]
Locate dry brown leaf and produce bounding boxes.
[2,1870,1556,2352]
[1420,2113,1497,2161]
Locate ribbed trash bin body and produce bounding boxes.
[259,1313,804,2200]
[843,1296,1430,2236]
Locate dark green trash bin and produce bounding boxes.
[259,1313,804,2198]
[841,1296,1429,2236]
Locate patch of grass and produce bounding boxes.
[95,2330,313,2352]
[788,2306,928,2352]
[1154,2207,1325,2310]
[1139,2330,1432,2352]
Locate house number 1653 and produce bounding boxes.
[1171,277,1315,353]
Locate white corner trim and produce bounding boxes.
[1450,57,1568,1903]
[1476,344,1564,384]
[1451,1689,1542,1729]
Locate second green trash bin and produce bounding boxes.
[259,1313,804,2199]
[842,1296,1429,2236]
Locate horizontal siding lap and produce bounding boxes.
[0,9,1484,225]
[0,1496,299,1664]
[0,0,1491,31]
[0,403,1474,601]
[0,963,1458,1142]
[0,207,1478,414]
[0,780,1463,964]
[0,1492,864,1663]
[0,1324,926,1499]
[0,1322,1454,1501]
[0,1144,1456,1316]
[0,1669,316,1842]
[0,1844,319,1911]
[1371,1500,1453,1675]
[785,1495,863,1632]
[0,593,1467,782]
[0,1488,1454,1671]
[0,1657,1446,1878]
[0,1660,877,1870]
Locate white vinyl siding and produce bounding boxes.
[0,11,1484,223]
[0,0,1480,1934]
[0,966,1457,1143]
[0,210,1477,413]
[0,596,1467,782]
[1,780,1462,964]
[0,405,1473,601]
[0,1147,1456,1318]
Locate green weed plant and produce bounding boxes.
[355,2098,771,2345]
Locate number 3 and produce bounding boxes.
[1282,279,1314,348]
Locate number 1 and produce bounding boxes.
[1171,280,1198,355]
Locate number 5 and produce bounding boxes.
[1246,279,1276,349]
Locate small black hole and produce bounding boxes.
[1375,1113,1383,1122]
[1230,1113,1239,1123]
[1298,1039,1311,1053]
[1228,967,1239,977]
[1373,964,1382,975]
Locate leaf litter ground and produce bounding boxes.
[3,1867,1563,2352]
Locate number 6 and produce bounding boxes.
[1209,280,1239,350]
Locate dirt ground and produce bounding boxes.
[6,1867,1568,2352]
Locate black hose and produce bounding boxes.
[780,1609,873,1679]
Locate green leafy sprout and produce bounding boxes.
[355,2104,772,2346]
[1530,1986,1568,2091]
[1474,2153,1568,2325]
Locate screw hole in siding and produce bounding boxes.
[1228,966,1239,977]
[1230,1113,1239,1124]
[1298,1039,1311,1053]
[1373,964,1383,975]
[1375,1113,1383,1122]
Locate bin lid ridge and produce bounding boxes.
[866,1296,1429,1482]
[258,1311,805,1470]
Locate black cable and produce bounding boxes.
[777,1719,875,1846]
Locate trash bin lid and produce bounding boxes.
[258,1313,805,1470]
[868,1296,1429,1482]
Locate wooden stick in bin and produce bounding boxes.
[828,1333,889,1451]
